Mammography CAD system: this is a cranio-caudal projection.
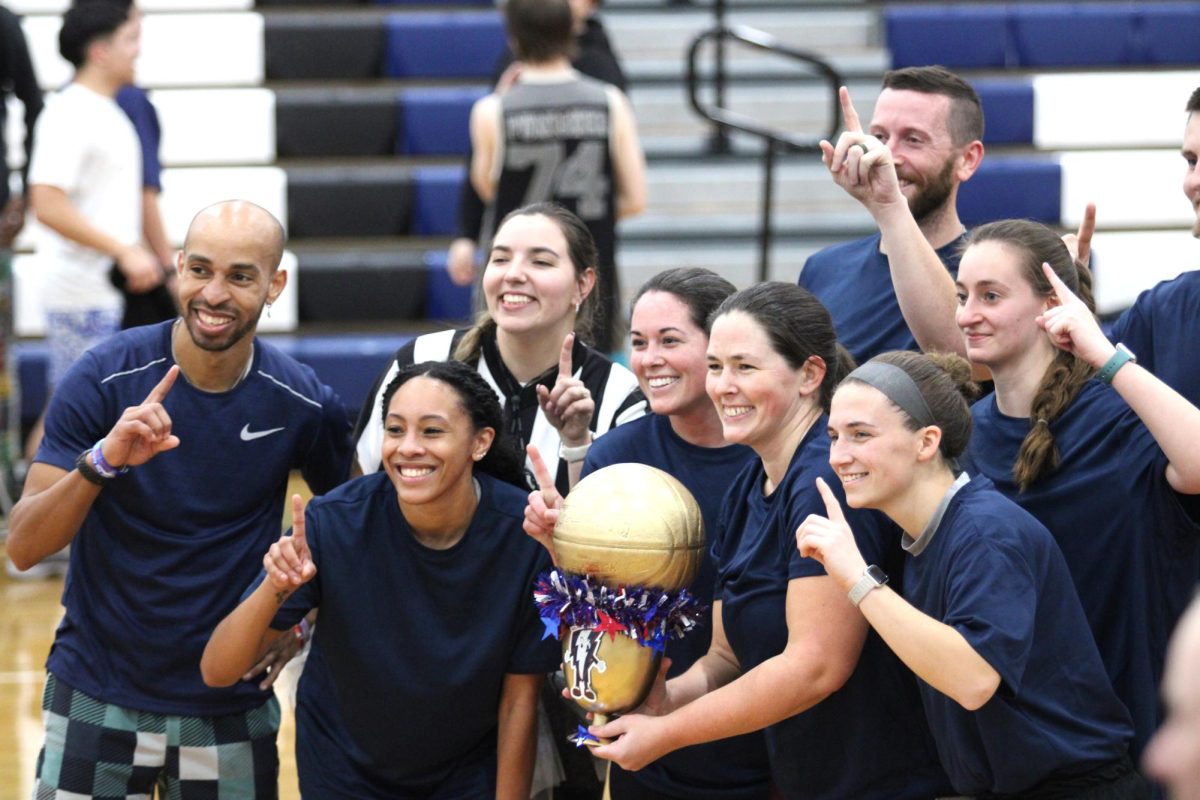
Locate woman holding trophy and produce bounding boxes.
[202,361,559,798]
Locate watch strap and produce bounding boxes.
[848,565,888,607]
[75,449,106,486]
[1097,344,1136,384]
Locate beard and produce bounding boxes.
[903,157,957,225]
[184,302,261,352]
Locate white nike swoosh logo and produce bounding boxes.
[240,424,285,441]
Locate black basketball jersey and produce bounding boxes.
[492,76,617,268]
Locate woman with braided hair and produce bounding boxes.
[202,360,559,797]
[952,218,1200,759]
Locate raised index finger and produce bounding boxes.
[839,86,863,134]
[815,477,847,523]
[558,332,575,379]
[526,444,558,494]
[1041,262,1078,304]
[290,493,308,547]
[144,364,180,404]
[1075,203,1096,266]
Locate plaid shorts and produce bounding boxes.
[32,673,280,800]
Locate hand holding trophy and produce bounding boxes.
[532,463,707,746]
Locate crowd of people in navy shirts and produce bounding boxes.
[4,0,1200,798]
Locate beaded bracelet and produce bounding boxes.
[91,439,129,479]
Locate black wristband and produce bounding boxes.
[75,449,106,486]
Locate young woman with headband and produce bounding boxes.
[798,350,1146,798]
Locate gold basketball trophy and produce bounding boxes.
[532,463,706,746]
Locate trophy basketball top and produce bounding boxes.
[552,463,705,592]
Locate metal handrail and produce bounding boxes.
[686,24,843,282]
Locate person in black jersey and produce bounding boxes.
[467,0,645,353]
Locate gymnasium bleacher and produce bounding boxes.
[4,0,1199,433]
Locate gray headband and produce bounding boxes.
[844,361,936,427]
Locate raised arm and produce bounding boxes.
[1039,264,1200,495]
[535,333,595,488]
[798,478,1001,710]
[821,87,968,357]
[7,366,181,569]
[201,494,315,687]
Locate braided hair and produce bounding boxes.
[964,219,1097,491]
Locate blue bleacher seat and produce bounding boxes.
[973,79,1034,145]
[885,5,1008,69]
[383,12,505,79]
[411,166,467,236]
[14,336,415,431]
[1141,2,1200,65]
[889,2,1200,71]
[957,158,1062,227]
[398,86,489,156]
[423,251,475,323]
[1011,4,1138,67]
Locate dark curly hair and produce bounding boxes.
[380,360,526,489]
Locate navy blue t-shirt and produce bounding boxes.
[263,472,560,797]
[966,381,1200,757]
[798,232,966,363]
[1109,269,1200,406]
[904,476,1133,794]
[115,84,161,192]
[713,421,951,799]
[36,321,352,715]
[583,414,769,799]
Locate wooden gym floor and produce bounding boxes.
[0,476,310,800]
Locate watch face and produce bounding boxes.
[866,565,889,585]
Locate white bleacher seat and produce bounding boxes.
[1089,231,1198,316]
[23,12,263,90]
[7,1,252,16]
[1034,71,1200,149]
[151,88,276,166]
[1060,150,1193,230]
[158,165,287,244]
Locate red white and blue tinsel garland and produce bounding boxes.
[533,568,708,653]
